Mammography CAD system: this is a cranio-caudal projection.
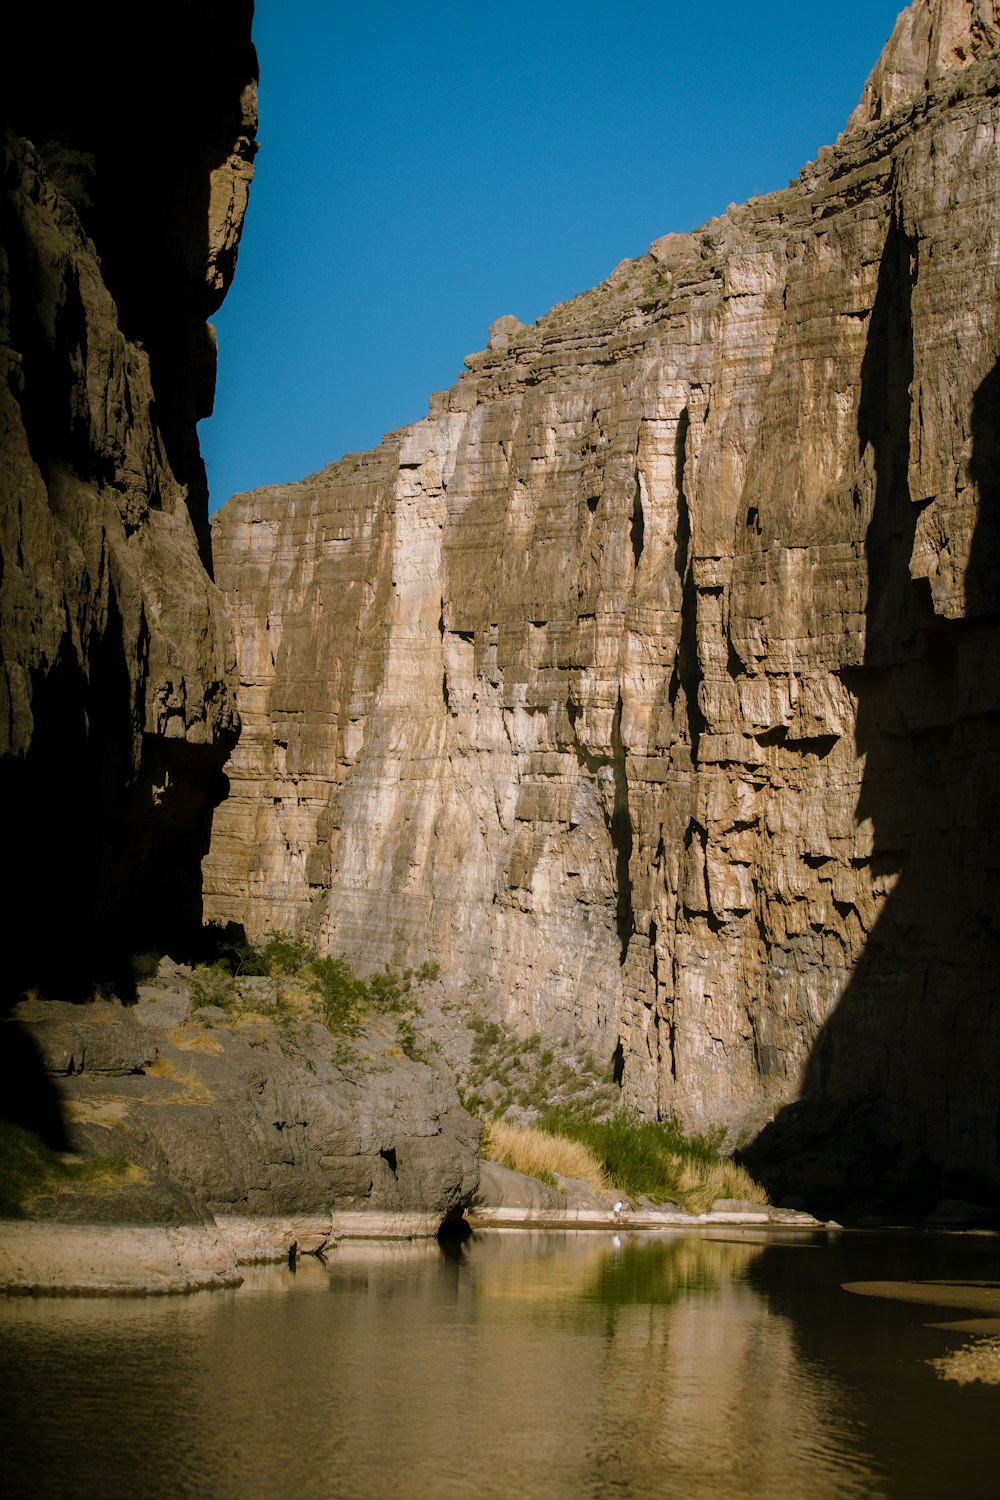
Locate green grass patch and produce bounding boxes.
[0,1122,133,1218]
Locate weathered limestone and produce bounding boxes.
[0,1221,242,1296]
[206,3,1000,1201]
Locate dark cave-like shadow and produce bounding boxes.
[743,218,1000,1214]
[0,1022,69,1151]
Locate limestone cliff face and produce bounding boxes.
[0,4,257,997]
[206,1,1000,1198]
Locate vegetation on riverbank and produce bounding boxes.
[482,1113,768,1214]
[0,1121,136,1218]
[146,931,767,1214]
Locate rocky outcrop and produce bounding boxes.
[0,970,480,1290]
[205,2,1000,1204]
[847,0,999,128]
[0,5,256,1000]
[18,979,479,1222]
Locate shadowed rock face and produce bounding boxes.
[7,981,480,1232]
[206,3,1000,1203]
[0,3,256,999]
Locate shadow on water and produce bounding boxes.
[744,214,1000,1214]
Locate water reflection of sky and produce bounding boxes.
[0,1231,996,1500]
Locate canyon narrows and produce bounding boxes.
[205,0,1000,1201]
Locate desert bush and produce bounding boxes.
[364,964,410,1011]
[187,962,238,1013]
[37,135,97,213]
[310,955,367,1032]
[130,950,163,984]
[462,1016,618,1122]
[189,927,439,1059]
[262,933,314,975]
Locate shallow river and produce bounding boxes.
[1,1228,998,1499]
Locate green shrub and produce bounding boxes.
[365,964,410,1012]
[311,955,367,1033]
[464,1017,618,1123]
[200,924,268,976]
[130,950,163,984]
[191,927,444,1055]
[395,1014,437,1065]
[262,933,314,975]
[187,962,238,1013]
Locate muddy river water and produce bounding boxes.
[1,1227,997,1498]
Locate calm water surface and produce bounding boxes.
[1,1228,998,1499]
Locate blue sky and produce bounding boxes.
[201,0,906,511]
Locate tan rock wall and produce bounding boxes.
[206,6,1000,1194]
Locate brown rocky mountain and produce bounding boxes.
[0,3,257,997]
[206,0,1000,1205]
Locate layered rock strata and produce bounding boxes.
[206,2,1000,1200]
[0,4,256,999]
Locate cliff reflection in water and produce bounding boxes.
[455,1233,869,1498]
[0,1230,927,1500]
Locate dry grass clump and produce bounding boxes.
[483,1120,610,1195]
[147,1056,214,1105]
[667,1156,768,1215]
[170,1025,223,1054]
[929,1337,1000,1385]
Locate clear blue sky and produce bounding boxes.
[201,0,906,511]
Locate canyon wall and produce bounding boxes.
[206,1,1000,1198]
[0,4,257,997]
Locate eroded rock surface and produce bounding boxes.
[4,973,479,1238]
[205,3,1000,1202]
[0,5,256,997]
